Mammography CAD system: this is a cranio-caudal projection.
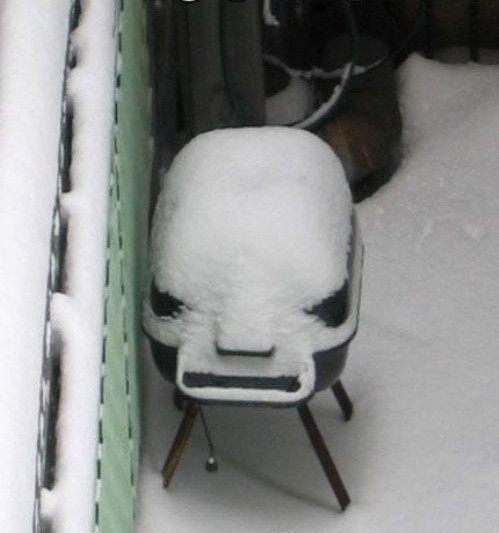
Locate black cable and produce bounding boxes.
[219,0,243,127]
[468,0,480,63]
[266,0,423,131]
[304,0,424,79]
[355,0,425,74]
[423,0,435,59]
[290,0,359,131]
[219,0,357,130]
[199,407,218,473]
[221,0,422,131]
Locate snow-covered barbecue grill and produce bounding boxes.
[143,127,363,509]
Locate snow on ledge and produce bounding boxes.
[0,1,71,531]
[41,2,118,533]
[0,0,117,531]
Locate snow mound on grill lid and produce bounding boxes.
[151,127,352,350]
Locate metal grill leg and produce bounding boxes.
[162,403,198,488]
[298,404,351,511]
[173,387,187,411]
[332,380,354,421]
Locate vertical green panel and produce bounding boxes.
[96,0,152,531]
[118,0,152,479]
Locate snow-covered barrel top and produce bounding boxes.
[144,127,362,404]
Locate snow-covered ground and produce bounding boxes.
[137,54,499,533]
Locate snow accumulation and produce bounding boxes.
[0,1,116,532]
[0,2,71,531]
[138,54,499,533]
[44,3,117,533]
[262,0,280,28]
[145,127,354,403]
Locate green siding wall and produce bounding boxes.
[96,0,152,531]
